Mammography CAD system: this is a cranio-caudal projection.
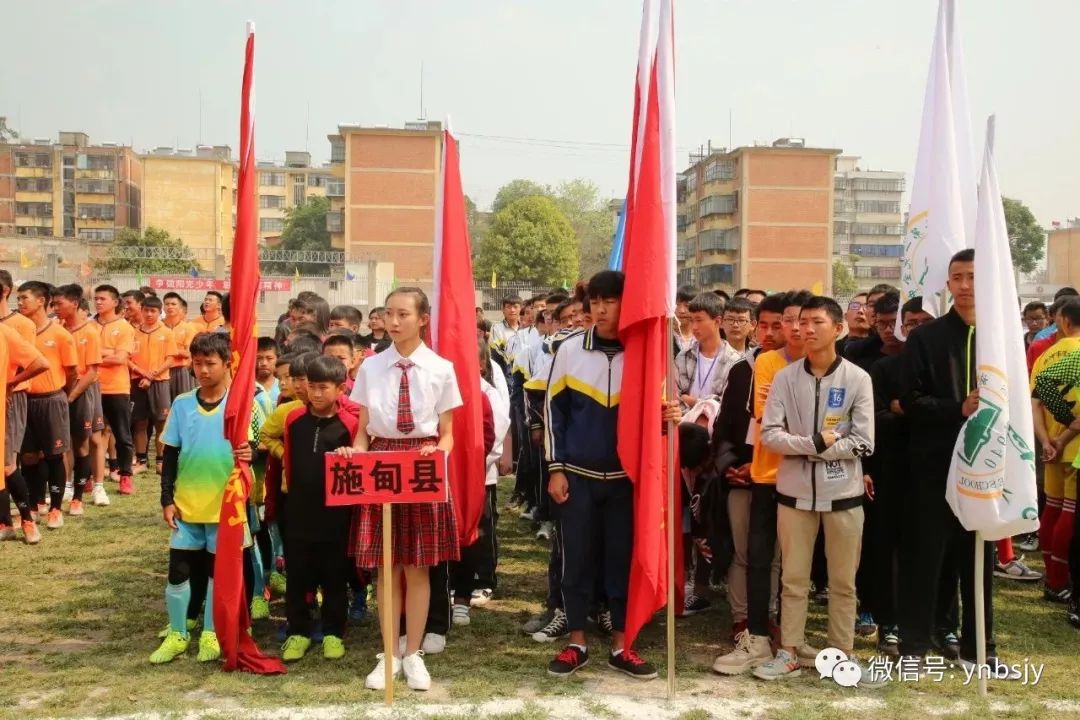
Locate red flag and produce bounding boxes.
[214,22,285,675]
[431,127,485,545]
[618,0,682,651]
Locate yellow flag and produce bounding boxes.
[811,280,824,295]
[19,249,32,269]
[491,269,497,288]
[294,266,300,281]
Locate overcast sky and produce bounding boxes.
[3,1,1076,224]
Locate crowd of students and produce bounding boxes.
[4,253,1078,691]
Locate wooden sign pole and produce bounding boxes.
[382,504,394,706]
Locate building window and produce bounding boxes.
[853,265,901,279]
[326,212,343,233]
[293,175,306,207]
[15,202,52,217]
[259,195,285,209]
[78,228,115,243]
[260,217,284,233]
[685,172,697,195]
[834,221,849,235]
[699,263,735,286]
[856,200,901,214]
[77,203,116,220]
[851,223,902,236]
[77,154,115,171]
[851,243,903,257]
[834,177,847,190]
[16,227,47,236]
[677,267,696,286]
[699,193,737,217]
[698,227,739,252]
[15,177,53,192]
[704,159,735,183]
[308,175,327,187]
[15,152,52,168]
[330,137,346,163]
[74,178,116,193]
[326,178,345,197]
[852,178,904,193]
[259,172,285,187]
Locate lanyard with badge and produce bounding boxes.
[695,349,720,398]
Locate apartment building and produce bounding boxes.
[677,138,840,294]
[832,156,906,291]
[0,131,141,245]
[256,150,333,245]
[141,145,235,258]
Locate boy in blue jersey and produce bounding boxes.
[150,333,253,665]
[544,270,657,681]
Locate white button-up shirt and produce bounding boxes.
[350,342,462,440]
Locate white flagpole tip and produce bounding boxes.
[444,115,453,135]
[246,20,255,35]
[985,114,996,153]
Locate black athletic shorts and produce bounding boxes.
[132,380,172,423]
[22,390,71,456]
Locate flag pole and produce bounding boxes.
[382,504,394,705]
[666,316,677,700]
[972,114,996,700]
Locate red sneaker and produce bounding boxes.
[118,475,135,495]
[22,520,41,544]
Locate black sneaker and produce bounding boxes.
[1067,600,1080,629]
[598,610,613,636]
[933,631,960,661]
[877,626,900,657]
[507,492,525,510]
[608,649,658,680]
[814,587,830,605]
[548,645,589,677]
[532,608,569,643]
[683,594,712,616]
[1044,586,1073,604]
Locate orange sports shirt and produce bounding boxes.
[2,311,37,392]
[191,314,226,334]
[133,323,177,382]
[68,322,104,378]
[0,323,46,467]
[97,317,136,395]
[28,321,77,395]
[166,319,197,368]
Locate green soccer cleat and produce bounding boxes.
[149,631,190,664]
[158,618,198,639]
[322,635,345,660]
[197,631,221,663]
[268,571,287,595]
[281,634,311,662]
[250,596,270,620]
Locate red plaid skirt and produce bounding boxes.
[350,436,461,568]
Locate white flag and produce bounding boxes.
[898,0,976,326]
[945,117,1039,541]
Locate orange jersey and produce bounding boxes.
[0,323,46,463]
[191,314,225,334]
[28,320,77,395]
[67,322,104,378]
[2,311,37,391]
[133,323,177,381]
[97,317,136,395]
[165,319,197,368]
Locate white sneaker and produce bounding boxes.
[398,632,446,657]
[471,588,493,607]
[63,482,74,503]
[92,484,110,507]
[364,653,402,690]
[402,652,431,691]
[452,604,471,626]
[536,521,554,541]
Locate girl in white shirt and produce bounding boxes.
[343,287,463,692]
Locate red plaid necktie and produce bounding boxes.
[395,359,416,434]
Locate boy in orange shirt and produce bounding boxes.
[163,292,196,400]
[130,295,177,474]
[95,285,137,495]
[17,281,78,529]
[53,284,105,514]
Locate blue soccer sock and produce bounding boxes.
[166,581,191,636]
[203,578,216,633]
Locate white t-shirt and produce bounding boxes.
[350,342,463,439]
[692,350,720,399]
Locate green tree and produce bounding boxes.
[491,179,552,214]
[1003,197,1045,275]
[475,196,579,286]
[552,179,615,279]
[832,260,859,297]
[264,196,332,277]
[94,226,200,275]
[465,194,490,258]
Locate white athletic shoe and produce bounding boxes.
[364,653,402,690]
[402,652,431,691]
[452,604,471,626]
[92,484,111,507]
[62,481,74,503]
[398,632,446,657]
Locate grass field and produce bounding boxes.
[2,473,1079,720]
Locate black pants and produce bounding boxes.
[1071,498,1080,596]
[547,522,564,610]
[451,486,500,600]
[557,472,633,632]
[101,394,133,476]
[286,537,349,639]
[862,472,900,628]
[899,478,995,659]
[747,483,778,637]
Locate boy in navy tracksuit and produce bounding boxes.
[544,271,657,680]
